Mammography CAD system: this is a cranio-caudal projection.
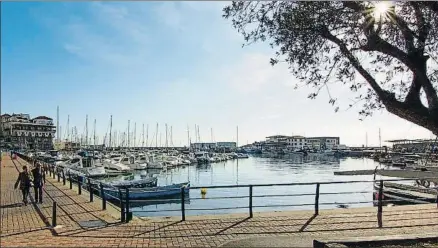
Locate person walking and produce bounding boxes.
[31,162,44,204]
[14,165,32,206]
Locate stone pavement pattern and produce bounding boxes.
[1,155,438,247]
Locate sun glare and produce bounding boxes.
[373,1,391,21]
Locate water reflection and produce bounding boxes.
[129,156,380,217]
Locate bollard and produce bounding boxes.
[62,171,66,185]
[315,183,320,215]
[377,180,383,228]
[88,178,93,202]
[52,201,57,227]
[126,188,131,222]
[249,185,253,218]
[69,172,72,189]
[119,189,125,223]
[100,183,106,210]
[78,179,82,195]
[180,187,186,221]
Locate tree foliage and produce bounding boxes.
[223,1,438,135]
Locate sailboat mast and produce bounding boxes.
[109,115,113,149]
[236,125,239,148]
[134,122,137,147]
[379,128,382,150]
[187,125,190,149]
[127,120,130,148]
[66,115,70,141]
[142,123,145,147]
[56,106,60,142]
[93,119,96,146]
[154,123,158,147]
[146,124,149,148]
[165,123,168,151]
[211,128,213,142]
[170,126,173,147]
[85,115,88,148]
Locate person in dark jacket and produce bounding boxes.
[14,166,32,205]
[31,163,44,203]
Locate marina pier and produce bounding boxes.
[2,153,438,247]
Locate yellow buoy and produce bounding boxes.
[201,188,207,195]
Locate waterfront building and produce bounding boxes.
[216,142,237,149]
[190,142,217,150]
[287,135,306,149]
[54,141,81,151]
[0,113,56,150]
[306,137,340,150]
[386,139,437,153]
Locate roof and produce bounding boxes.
[32,116,53,120]
[1,114,11,117]
[266,135,290,139]
[386,139,436,143]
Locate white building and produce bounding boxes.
[287,136,306,149]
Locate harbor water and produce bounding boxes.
[130,155,383,217]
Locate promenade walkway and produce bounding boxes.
[1,154,438,247]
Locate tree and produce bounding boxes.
[223,1,438,135]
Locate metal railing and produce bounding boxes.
[13,152,438,227]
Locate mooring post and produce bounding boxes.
[377,180,383,228]
[69,172,72,189]
[180,187,186,221]
[100,183,106,210]
[88,178,93,202]
[119,189,125,223]
[249,185,253,218]
[78,179,82,195]
[315,183,320,215]
[126,188,131,222]
[52,201,57,227]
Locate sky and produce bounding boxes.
[1,1,435,147]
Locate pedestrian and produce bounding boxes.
[31,162,44,204]
[14,165,32,206]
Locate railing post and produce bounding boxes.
[57,171,61,182]
[78,179,82,195]
[69,172,72,189]
[180,187,186,221]
[52,201,57,227]
[315,183,320,215]
[119,189,125,223]
[377,180,383,228]
[100,183,106,210]
[62,171,66,185]
[126,188,131,222]
[52,166,56,179]
[88,178,93,202]
[249,185,253,218]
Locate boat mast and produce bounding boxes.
[146,124,149,148]
[93,119,96,146]
[165,123,168,152]
[155,123,158,148]
[56,106,60,142]
[187,125,190,150]
[379,128,382,151]
[237,125,239,148]
[134,122,137,148]
[85,115,88,149]
[66,115,70,142]
[127,120,130,148]
[109,115,112,149]
[170,126,173,147]
[142,123,145,147]
[211,128,213,142]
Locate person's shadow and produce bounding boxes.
[0,203,24,209]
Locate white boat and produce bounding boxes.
[103,157,132,172]
[62,156,107,177]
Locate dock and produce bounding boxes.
[2,154,438,247]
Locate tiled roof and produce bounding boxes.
[32,116,53,120]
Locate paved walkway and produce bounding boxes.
[1,155,438,247]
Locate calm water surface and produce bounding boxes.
[130,155,384,217]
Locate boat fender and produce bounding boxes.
[201,188,207,195]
